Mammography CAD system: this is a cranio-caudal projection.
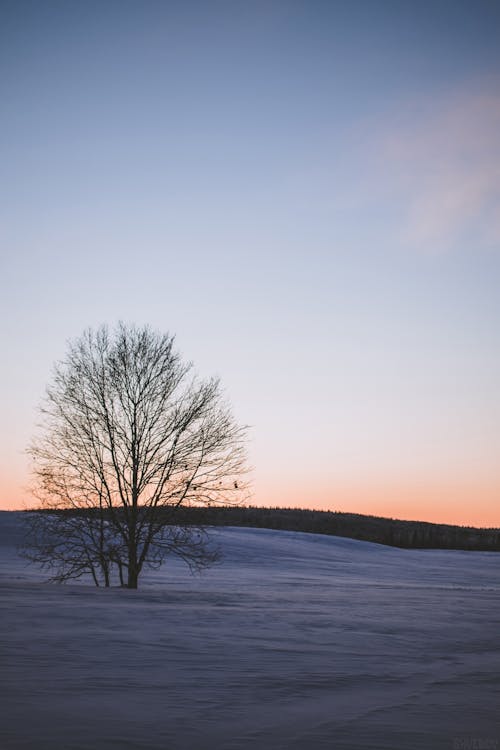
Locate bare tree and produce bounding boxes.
[24,324,248,588]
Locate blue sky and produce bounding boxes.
[1,1,500,524]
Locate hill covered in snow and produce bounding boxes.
[162,504,500,551]
[1,511,499,749]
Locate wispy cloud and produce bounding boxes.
[374,83,500,253]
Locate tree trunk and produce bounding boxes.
[127,566,139,588]
[102,558,110,587]
[127,544,139,588]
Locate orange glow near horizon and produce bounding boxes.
[252,476,500,529]
[2,475,499,529]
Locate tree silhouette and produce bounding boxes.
[24,323,248,588]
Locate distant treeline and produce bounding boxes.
[167,505,500,551]
[28,505,500,551]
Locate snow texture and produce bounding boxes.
[1,511,500,749]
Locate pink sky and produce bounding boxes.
[1,4,499,529]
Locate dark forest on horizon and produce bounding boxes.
[18,506,500,552]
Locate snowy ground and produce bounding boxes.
[1,511,500,750]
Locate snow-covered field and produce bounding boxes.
[1,511,499,750]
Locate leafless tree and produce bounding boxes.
[24,323,249,588]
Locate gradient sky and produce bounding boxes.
[1,0,500,526]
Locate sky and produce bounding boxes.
[1,0,500,526]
